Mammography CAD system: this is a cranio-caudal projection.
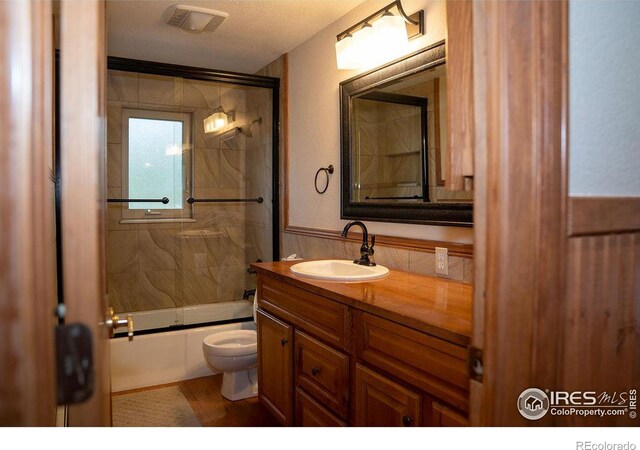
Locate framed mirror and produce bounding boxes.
[340,40,473,226]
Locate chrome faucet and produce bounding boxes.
[341,221,376,266]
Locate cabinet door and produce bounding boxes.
[445,0,475,191]
[432,402,469,427]
[354,364,422,427]
[257,310,293,426]
[295,388,347,427]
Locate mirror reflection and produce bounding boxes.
[350,64,472,205]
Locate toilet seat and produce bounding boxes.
[203,330,257,357]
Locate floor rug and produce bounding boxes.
[112,385,201,427]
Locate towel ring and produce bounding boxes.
[314,164,334,194]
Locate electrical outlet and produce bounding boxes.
[435,247,448,276]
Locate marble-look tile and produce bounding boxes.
[463,258,474,284]
[107,230,139,273]
[221,226,251,267]
[138,73,182,106]
[107,101,122,144]
[372,246,409,271]
[179,231,226,269]
[246,225,272,263]
[282,234,333,260]
[328,239,356,261]
[220,85,246,113]
[219,149,246,188]
[107,70,138,103]
[139,270,178,309]
[180,267,220,306]
[358,155,382,189]
[357,122,380,156]
[447,256,465,281]
[182,79,221,109]
[108,273,139,312]
[216,265,248,302]
[139,229,177,271]
[107,143,122,188]
[194,147,220,189]
[409,250,436,277]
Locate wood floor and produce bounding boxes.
[112,375,280,427]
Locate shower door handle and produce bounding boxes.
[106,307,134,340]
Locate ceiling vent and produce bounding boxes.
[165,4,228,34]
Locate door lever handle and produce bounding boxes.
[106,307,134,340]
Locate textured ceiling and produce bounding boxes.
[107,0,367,73]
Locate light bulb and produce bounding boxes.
[352,23,375,68]
[372,12,409,65]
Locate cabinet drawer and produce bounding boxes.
[355,364,421,427]
[355,311,469,411]
[294,330,349,419]
[258,275,349,350]
[295,388,347,427]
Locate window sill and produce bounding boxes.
[119,218,197,224]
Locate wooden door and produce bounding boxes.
[0,0,58,426]
[59,0,111,426]
[257,310,293,425]
[354,364,421,427]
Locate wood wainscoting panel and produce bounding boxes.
[568,197,640,236]
[560,232,640,426]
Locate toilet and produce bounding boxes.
[202,296,258,401]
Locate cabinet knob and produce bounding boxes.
[281,338,288,346]
[311,367,320,376]
[402,415,412,426]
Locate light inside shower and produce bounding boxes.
[203,107,234,134]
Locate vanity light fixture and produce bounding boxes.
[335,0,423,70]
[203,107,234,134]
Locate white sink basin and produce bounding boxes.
[290,259,389,282]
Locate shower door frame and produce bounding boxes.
[106,56,281,333]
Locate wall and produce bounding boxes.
[569,0,640,196]
[106,70,273,314]
[287,0,473,244]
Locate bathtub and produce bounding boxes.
[110,301,255,392]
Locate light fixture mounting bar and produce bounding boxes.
[336,0,424,41]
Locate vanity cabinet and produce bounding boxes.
[255,273,470,427]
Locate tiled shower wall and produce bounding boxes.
[106,70,272,314]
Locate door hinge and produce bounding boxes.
[468,346,483,382]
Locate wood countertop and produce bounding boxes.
[251,260,473,347]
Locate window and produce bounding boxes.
[122,109,193,220]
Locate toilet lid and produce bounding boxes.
[203,330,257,356]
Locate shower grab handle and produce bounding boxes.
[186,196,264,204]
[107,197,169,204]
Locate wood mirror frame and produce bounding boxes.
[339,40,473,227]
